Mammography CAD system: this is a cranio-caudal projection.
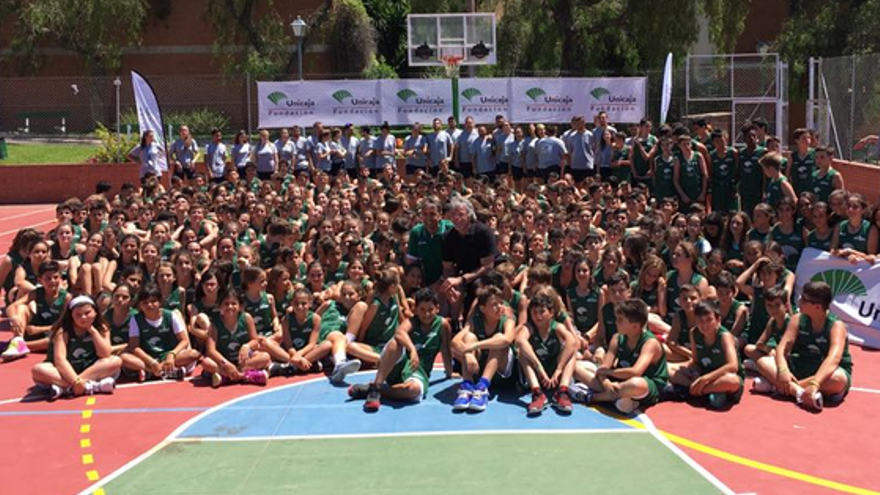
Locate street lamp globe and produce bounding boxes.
[290,16,307,38]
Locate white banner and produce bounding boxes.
[257,77,647,128]
[258,80,382,128]
[795,248,880,348]
[458,78,512,123]
[510,77,646,123]
[660,53,673,124]
[131,71,168,171]
[380,79,453,126]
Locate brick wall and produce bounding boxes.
[834,159,880,204]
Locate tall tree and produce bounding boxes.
[311,0,377,75]
[0,0,147,75]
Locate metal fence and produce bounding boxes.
[0,54,784,143]
[809,54,880,163]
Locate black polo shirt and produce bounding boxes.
[441,221,497,276]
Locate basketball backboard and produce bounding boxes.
[407,13,497,67]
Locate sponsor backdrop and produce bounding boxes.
[258,78,646,127]
[795,248,880,348]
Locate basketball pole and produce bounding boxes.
[452,73,460,124]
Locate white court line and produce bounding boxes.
[0,218,55,237]
[171,428,646,443]
[851,386,880,395]
[0,376,195,407]
[638,412,736,495]
[0,207,55,222]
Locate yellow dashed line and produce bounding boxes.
[79,397,102,490]
[86,397,96,406]
[82,454,94,465]
[82,410,93,419]
[86,470,100,481]
[94,489,106,495]
[80,424,91,433]
[80,439,92,448]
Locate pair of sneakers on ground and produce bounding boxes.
[752,376,827,412]
[40,377,116,400]
[455,379,576,416]
[1,336,30,362]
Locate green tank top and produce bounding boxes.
[721,300,748,338]
[319,301,349,337]
[568,286,600,333]
[763,176,787,207]
[275,291,295,316]
[135,310,179,359]
[693,326,743,377]
[747,227,770,244]
[163,288,183,315]
[363,295,399,347]
[528,320,562,368]
[2,251,23,293]
[665,270,705,317]
[259,240,280,270]
[811,168,837,202]
[653,154,676,200]
[243,292,274,337]
[600,302,618,347]
[615,330,668,389]
[104,308,132,346]
[837,219,871,253]
[710,147,738,212]
[745,285,775,345]
[192,299,220,320]
[679,153,703,202]
[213,313,249,364]
[675,308,695,346]
[30,286,67,329]
[285,311,314,349]
[632,135,657,176]
[471,308,507,341]
[770,224,805,271]
[738,146,766,198]
[791,313,852,376]
[807,229,833,252]
[766,314,790,349]
[790,148,816,195]
[410,315,444,375]
[46,329,99,374]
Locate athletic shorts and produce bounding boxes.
[330,162,345,177]
[495,162,510,175]
[477,171,497,184]
[538,166,560,182]
[599,167,613,181]
[791,362,852,399]
[257,171,273,181]
[174,166,196,180]
[511,166,524,181]
[478,347,516,388]
[384,346,429,400]
[570,168,595,183]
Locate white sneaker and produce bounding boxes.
[796,389,824,411]
[1,337,30,361]
[49,385,66,400]
[615,397,639,414]
[743,358,757,372]
[83,381,97,396]
[568,383,593,403]
[97,377,116,394]
[752,376,776,394]
[329,359,362,384]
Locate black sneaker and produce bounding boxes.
[348,383,371,400]
[364,386,381,412]
[268,363,291,377]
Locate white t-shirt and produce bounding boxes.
[128,311,186,337]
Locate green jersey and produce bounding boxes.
[318,301,350,341]
[29,286,67,330]
[470,308,507,341]
[693,326,743,377]
[568,286,600,334]
[407,220,454,286]
[408,315,444,376]
[104,308,133,346]
[806,229,833,252]
[678,153,704,203]
[1,251,23,294]
[653,154,676,201]
[666,270,705,317]
[765,315,790,349]
[811,168,838,203]
[46,329,99,375]
[763,175,788,208]
[284,311,314,350]
[600,302,618,347]
[243,292,274,337]
[790,148,816,195]
[738,146,766,213]
[213,313,249,364]
[612,146,631,182]
[790,313,853,378]
[615,330,668,390]
[837,219,871,253]
[162,288,184,315]
[528,320,563,374]
[363,295,400,348]
[632,135,657,178]
[720,300,748,338]
[710,147,739,213]
[135,310,179,360]
[770,224,805,271]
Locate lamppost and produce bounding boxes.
[113,77,122,134]
[290,16,308,81]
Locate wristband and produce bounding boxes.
[808,379,820,388]
[777,367,789,374]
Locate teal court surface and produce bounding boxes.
[88,371,731,495]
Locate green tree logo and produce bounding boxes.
[397,89,418,102]
[526,87,546,101]
[267,91,288,105]
[462,88,482,101]
[810,269,868,297]
[590,87,610,100]
[332,90,353,103]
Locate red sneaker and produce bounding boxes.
[527,391,547,416]
[553,389,573,414]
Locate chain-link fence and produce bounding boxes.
[0,54,783,144]
[810,54,880,163]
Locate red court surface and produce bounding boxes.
[1,204,879,495]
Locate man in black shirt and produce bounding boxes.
[440,196,497,322]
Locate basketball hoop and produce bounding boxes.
[441,55,464,79]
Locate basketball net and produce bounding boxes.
[441,55,463,79]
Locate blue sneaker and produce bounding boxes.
[453,381,473,411]
[707,392,728,410]
[469,379,489,412]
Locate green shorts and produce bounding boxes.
[639,378,664,407]
[387,359,429,399]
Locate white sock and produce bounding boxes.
[345,333,356,344]
[334,351,346,365]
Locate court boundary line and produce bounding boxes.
[638,413,736,495]
[0,218,55,237]
[0,206,55,222]
[171,428,647,443]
